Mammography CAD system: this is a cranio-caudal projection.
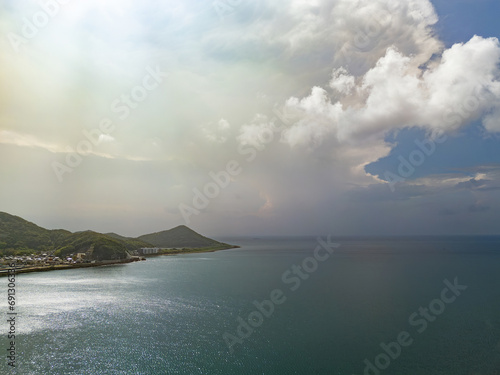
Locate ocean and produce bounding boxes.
[2,236,500,374]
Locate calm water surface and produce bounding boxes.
[2,236,500,374]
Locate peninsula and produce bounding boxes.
[0,212,238,276]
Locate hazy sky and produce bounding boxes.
[1,0,500,237]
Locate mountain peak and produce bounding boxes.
[0,211,229,257]
[138,225,223,248]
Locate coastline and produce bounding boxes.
[0,258,142,277]
[0,245,240,277]
[141,244,241,257]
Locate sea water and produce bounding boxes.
[2,236,500,374]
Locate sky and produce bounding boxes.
[1,0,500,237]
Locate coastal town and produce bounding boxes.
[0,212,237,277]
[0,249,164,276]
[0,246,230,276]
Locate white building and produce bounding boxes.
[140,247,160,255]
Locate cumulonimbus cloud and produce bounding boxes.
[281,35,500,148]
[235,0,500,187]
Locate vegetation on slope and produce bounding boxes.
[137,225,227,248]
[0,212,236,260]
[0,212,142,259]
[0,212,69,253]
[54,231,132,260]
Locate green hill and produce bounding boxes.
[0,212,148,259]
[137,225,225,248]
[54,231,138,261]
[0,212,69,252]
[104,232,152,251]
[0,212,234,259]
[105,232,131,241]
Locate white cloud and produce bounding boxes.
[202,118,232,143]
[280,87,342,148]
[237,114,278,148]
[98,134,115,143]
[0,130,63,153]
[483,107,500,132]
[276,36,500,173]
[329,67,355,95]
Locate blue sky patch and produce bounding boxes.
[365,123,500,182]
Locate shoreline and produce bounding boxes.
[0,245,240,276]
[141,245,240,257]
[0,258,142,277]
